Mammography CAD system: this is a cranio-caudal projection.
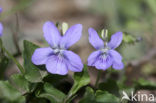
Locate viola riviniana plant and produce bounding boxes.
[87,28,124,70]
[32,21,83,75]
[0,7,3,37]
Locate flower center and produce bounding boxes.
[53,47,64,55]
[101,48,109,53]
[100,46,110,59]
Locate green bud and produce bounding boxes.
[101,29,108,41]
[62,22,68,35]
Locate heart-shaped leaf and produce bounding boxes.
[23,40,48,83]
[10,74,30,95]
[37,83,66,103]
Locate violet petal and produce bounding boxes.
[46,55,68,75]
[88,28,104,50]
[94,55,113,70]
[109,50,124,70]
[60,24,82,49]
[108,32,123,49]
[63,50,83,72]
[0,23,3,37]
[43,21,61,47]
[112,62,124,70]
[109,50,122,61]
[0,8,2,13]
[87,50,101,66]
[31,47,53,65]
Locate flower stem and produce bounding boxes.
[0,39,3,54]
[63,95,71,103]
[63,90,76,103]
[95,70,102,88]
[2,46,25,74]
[105,68,112,81]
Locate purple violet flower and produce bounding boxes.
[0,23,3,37]
[0,8,2,13]
[0,7,3,37]
[88,28,124,70]
[32,21,83,75]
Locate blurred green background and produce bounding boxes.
[0,0,156,102]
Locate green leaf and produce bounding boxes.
[95,90,120,103]
[10,74,30,95]
[43,74,67,86]
[123,33,136,44]
[135,78,156,90]
[0,81,25,102]
[79,87,97,103]
[23,40,48,83]
[98,79,120,97]
[1,37,25,74]
[2,46,25,74]
[146,0,156,14]
[0,56,9,79]
[37,83,66,103]
[68,65,90,99]
[37,93,58,103]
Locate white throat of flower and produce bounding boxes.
[53,47,64,56]
[51,22,69,55]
